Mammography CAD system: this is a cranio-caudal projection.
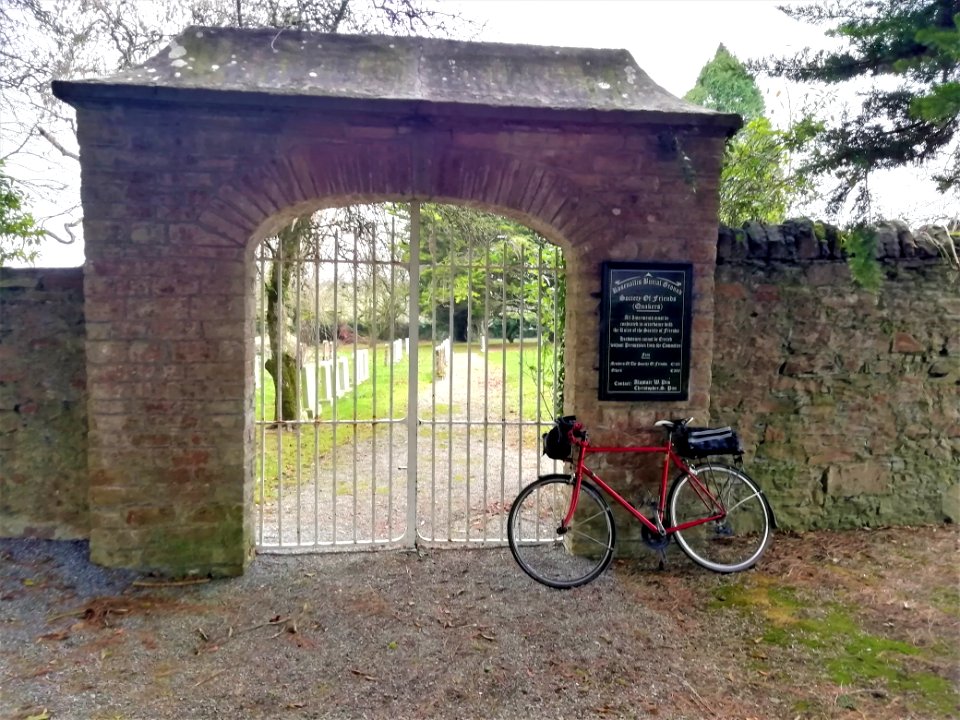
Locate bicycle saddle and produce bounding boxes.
[654,417,694,431]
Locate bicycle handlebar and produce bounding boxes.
[567,421,587,444]
[552,416,587,445]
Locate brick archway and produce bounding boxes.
[54,28,736,575]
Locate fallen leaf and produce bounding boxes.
[192,669,226,688]
[131,577,209,588]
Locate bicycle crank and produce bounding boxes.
[641,521,671,551]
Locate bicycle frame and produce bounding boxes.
[562,437,726,537]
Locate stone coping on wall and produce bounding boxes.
[718,219,959,265]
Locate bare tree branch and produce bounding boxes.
[36,126,79,161]
[0,132,32,162]
[43,218,82,245]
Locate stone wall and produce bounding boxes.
[712,219,959,529]
[0,268,88,538]
[2,219,956,549]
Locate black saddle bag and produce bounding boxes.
[674,426,743,458]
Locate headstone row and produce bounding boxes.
[256,339,410,419]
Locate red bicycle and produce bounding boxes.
[508,416,775,588]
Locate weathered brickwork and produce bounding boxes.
[0,268,88,538]
[712,221,959,529]
[57,98,727,576]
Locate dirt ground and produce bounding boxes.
[2,525,958,720]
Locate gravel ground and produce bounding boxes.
[2,538,685,720]
[2,525,958,720]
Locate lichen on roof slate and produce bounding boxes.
[52,26,740,129]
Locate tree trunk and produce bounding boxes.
[265,220,308,422]
[453,306,469,342]
[264,353,299,422]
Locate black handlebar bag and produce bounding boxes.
[542,416,577,460]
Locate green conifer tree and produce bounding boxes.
[762,0,960,215]
[684,44,766,121]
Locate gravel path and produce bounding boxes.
[257,350,553,548]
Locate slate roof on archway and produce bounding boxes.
[52,27,740,132]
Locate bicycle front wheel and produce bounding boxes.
[668,463,772,573]
[508,474,616,589]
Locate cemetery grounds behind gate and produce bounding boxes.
[253,203,565,551]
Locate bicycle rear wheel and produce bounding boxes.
[508,474,616,589]
[668,463,772,573]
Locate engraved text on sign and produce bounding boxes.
[599,262,692,401]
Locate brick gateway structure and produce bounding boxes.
[49,28,735,576]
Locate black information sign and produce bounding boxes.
[599,262,693,401]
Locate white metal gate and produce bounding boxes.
[254,202,564,550]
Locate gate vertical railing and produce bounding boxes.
[414,212,565,545]
[405,202,420,548]
[254,203,564,552]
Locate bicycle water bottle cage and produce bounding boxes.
[674,426,743,458]
[542,416,577,460]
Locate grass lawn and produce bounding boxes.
[480,340,560,421]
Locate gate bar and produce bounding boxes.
[388,215,397,541]
[405,202,421,547]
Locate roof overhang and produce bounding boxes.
[52,27,742,135]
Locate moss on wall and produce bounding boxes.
[0,268,88,538]
[712,228,958,529]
